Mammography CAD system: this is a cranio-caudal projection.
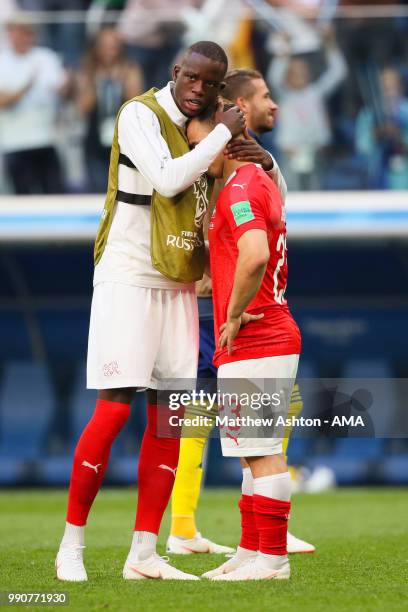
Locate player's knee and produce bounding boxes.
[98,387,136,404]
[245,453,287,477]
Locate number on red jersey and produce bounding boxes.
[273,233,287,305]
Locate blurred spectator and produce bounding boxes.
[355,67,408,190]
[117,0,199,89]
[337,1,405,77]
[0,1,18,53]
[0,0,18,24]
[0,16,68,194]
[267,26,347,190]
[182,0,249,67]
[5,2,88,65]
[76,26,143,192]
[265,0,325,56]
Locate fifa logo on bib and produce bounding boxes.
[193,175,209,228]
[166,230,203,251]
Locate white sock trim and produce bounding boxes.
[257,552,288,570]
[254,472,291,502]
[130,531,158,561]
[61,522,85,547]
[236,545,258,559]
[254,471,291,483]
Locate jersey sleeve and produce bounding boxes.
[118,101,231,198]
[221,180,268,243]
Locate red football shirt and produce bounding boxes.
[208,163,301,367]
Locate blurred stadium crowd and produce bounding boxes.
[1,0,408,194]
[1,2,408,490]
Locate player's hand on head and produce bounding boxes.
[225,139,273,171]
[215,105,246,138]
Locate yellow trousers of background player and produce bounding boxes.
[171,385,303,538]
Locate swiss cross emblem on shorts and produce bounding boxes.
[103,361,121,377]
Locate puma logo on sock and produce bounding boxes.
[158,464,177,477]
[82,460,102,474]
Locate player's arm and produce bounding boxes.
[225,137,274,171]
[219,229,269,354]
[224,137,288,202]
[118,102,244,198]
[228,229,269,317]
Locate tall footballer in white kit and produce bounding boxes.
[55,41,248,582]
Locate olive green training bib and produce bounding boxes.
[94,88,212,284]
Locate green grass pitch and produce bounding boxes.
[0,488,407,611]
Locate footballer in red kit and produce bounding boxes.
[169,70,314,561]
[187,102,301,581]
[209,162,301,367]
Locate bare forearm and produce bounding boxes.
[0,88,28,109]
[228,255,266,319]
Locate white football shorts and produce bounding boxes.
[217,354,299,457]
[87,282,199,390]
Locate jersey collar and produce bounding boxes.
[155,81,187,128]
[248,128,261,143]
[224,163,263,186]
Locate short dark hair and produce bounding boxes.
[185,41,228,68]
[223,69,263,101]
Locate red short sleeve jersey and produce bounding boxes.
[208,163,301,367]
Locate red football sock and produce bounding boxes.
[134,402,182,534]
[238,494,259,551]
[253,494,291,556]
[66,399,130,526]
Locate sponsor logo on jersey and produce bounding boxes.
[230,200,255,226]
[166,230,203,252]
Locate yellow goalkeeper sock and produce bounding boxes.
[283,384,303,459]
[171,403,216,539]
[171,437,204,538]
